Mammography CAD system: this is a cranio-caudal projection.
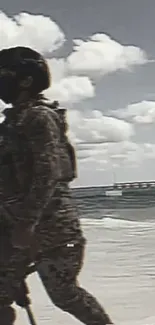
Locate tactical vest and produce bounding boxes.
[0,100,77,203]
[38,100,77,183]
[0,109,33,202]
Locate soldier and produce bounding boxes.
[0,46,114,324]
[0,46,61,324]
[33,102,114,325]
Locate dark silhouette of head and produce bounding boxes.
[0,46,51,104]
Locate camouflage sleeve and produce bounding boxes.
[16,108,61,229]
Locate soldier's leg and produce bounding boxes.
[0,251,17,325]
[37,240,113,325]
[0,306,16,325]
[0,271,17,325]
[0,246,31,324]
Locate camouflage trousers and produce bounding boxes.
[37,242,113,325]
[34,184,113,325]
[0,223,30,324]
[0,183,113,325]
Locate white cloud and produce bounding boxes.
[0,12,95,105]
[68,109,134,145]
[112,101,155,124]
[0,12,149,106]
[0,10,153,181]
[45,75,95,103]
[77,141,155,169]
[46,58,67,82]
[67,33,148,78]
[0,11,65,53]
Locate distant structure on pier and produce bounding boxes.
[72,180,155,210]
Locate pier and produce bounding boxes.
[105,181,155,191]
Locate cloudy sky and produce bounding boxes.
[1,0,155,187]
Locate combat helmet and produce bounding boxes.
[0,46,51,103]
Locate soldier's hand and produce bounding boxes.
[15,281,31,308]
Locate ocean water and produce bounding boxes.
[15,187,155,325]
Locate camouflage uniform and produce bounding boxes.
[0,97,62,324]
[0,95,113,324]
[26,99,113,325]
[0,41,113,323]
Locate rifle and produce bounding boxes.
[25,304,37,325]
[16,263,38,325]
